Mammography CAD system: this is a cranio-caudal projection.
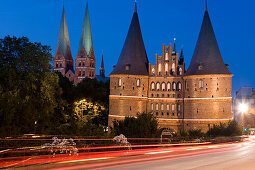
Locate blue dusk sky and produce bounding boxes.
[0,0,254,93]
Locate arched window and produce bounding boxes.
[137,79,141,87]
[151,82,155,91]
[172,104,175,112]
[118,78,122,87]
[179,68,183,75]
[156,103,159,111]
[167,82,171,91]
[162,82,166,91]
[167,104,170,111]
[161,104,164,111]
[165,63,168,74]
[177,82,182,91]
[152,68,155,75]
[156,82,160,91]
[172,82,176,91]
[158,63,162,72]
[172,63,175,72]
[151,103,154,111]
[165,52,169,60]
[199,79,203,88]
[56,63,58,68]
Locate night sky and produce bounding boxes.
[0,0,254,93]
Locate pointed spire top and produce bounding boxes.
[134,0,137,13]
[205,0,208,12]
[101,52,104,69]
[56,6,72,59]
[79,2,93,55]
[180,48,184,58]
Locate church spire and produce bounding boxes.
[56,7,72,60]
[79,3,93,56]
[100,52,105,78]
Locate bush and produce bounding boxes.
[207,120,242,137]
[111,113,161,138]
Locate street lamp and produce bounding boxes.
[238,103,249,134]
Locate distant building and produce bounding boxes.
[53,4,108,84]
[109,2,232,132]
[233,87,255,128]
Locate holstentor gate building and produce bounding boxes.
[109,2,232,132]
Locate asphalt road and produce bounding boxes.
[10,137,255,170]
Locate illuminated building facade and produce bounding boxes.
[109,2,233,132]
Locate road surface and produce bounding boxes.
[4,137,255,170]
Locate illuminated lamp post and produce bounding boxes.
[238,103,249,134]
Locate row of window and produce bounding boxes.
[152,64,183,76]
[151,103,181,112]
[78,71,94,77]
[151,94,181,98]
[153,112,181,117]
[118,79,141,87]
[151,82,182,91]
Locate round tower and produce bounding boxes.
[109,2,149,127]
[184,4,233,132]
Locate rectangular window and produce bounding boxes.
[172,104,175,112]
[151,103,154,110]
[118,79,122,87]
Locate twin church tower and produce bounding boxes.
[53,4,105,85]
[109,2,233,132]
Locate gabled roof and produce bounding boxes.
[56,7,72,60]
[79,3,93,56]
[186,7,231,75]
[110,3,149,75]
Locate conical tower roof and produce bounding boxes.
[56,7,72,59]
[79,3,93,56]
[186,6,231,75]
[111,3,149,75]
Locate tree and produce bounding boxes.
[111,113,161,138]
[0,36,60,136]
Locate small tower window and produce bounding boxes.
[162,82,166,91]
[151,82,155,91]
[165,52,169,60]
[156,103,159,111]
[172,63,175,73]
[152,68,155,75]
[199,79,203,88]
[137,79,141,87]
[167,104,170,111]
[56,63,58,68]
[158,63,162,73]
[179,68,183,75]
[156,82,160,91]
[177,104,181,112]
[172,82,176,91]
[165,63,168,75]
[172,104,175,112]
[118,79,122,87]
[167,82,171,91]
[177,82,182,91]
[151,103,154,111]
[161,104,164,111]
